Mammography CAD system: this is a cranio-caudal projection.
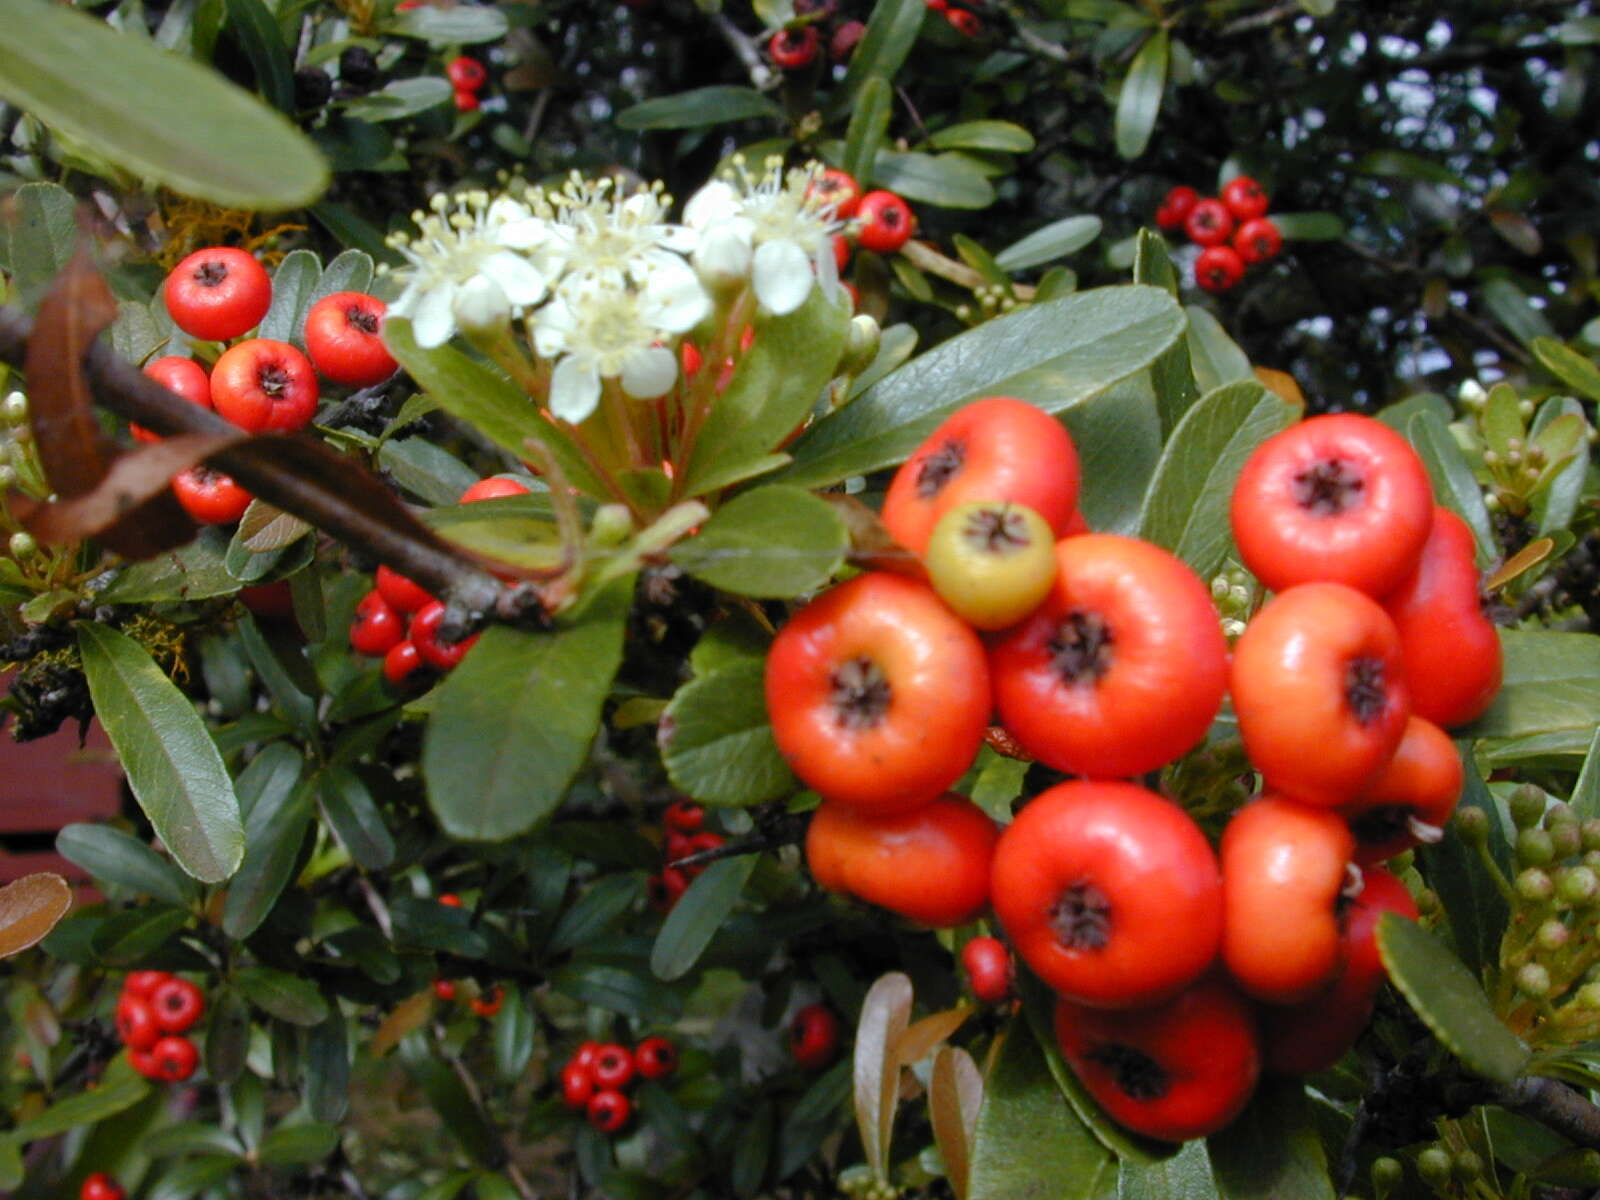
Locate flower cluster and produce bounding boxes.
[383,158,844,427]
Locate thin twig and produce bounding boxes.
[1220,2,1300,37]
[711,12,778,91]
[1495,1076,1600,1150]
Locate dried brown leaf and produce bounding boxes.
[823,494,926,580]
[930,1046,984,1200]
[893,1005,972,1069]
[371,990,435,1057]
[237,500,313,552]
[854,971,914,1181]
[0,873,72,958]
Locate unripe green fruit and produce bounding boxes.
[1416,1146,1453,1187]
[1454,806,1488,846]
[1510,784,1547,830]
[1518,827,1556,867]
[1516,868,1553,903]
[1545,801,1577,829]
[1581,819,1600,853]
[8,531,36,561]
[1536,917,1570,951]
[1371,1157,1404,1200]
[2,391,27,424]
[1452,1149,1483,1182]
[1556,866,1598,907]
[1551,821,1583,860]
[1577,982,1600,1010]
[1417,887,1441,915]
[1516,962,1551,998]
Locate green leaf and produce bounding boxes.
[206,986,251,1085]
[1206,1079,1334,1200]
[78,623,244,884]
[1356,149,1462,187]
[1119,1142,1214,1200]
[1465,630,1600,742]
[1532,337,1600,403]
[844,76,893,187]
[311,249,376,303]
[14,1071,149,1140]
[379,436,481,507]
[492,989,535,1084]
[387,5,508,43]
[994,217,1103,273]
[341,77,452,123]
[0,0,328,209]
[829,0,926,117]
[547,962,684,1023]
[410,1060,500,1166]
[547,875,643,956]
[1531,398,1589,537]
[616,86,782,130]
[223,0,293,111]
[1377,913,1530,1083]
[1,182,76,311]
[1419,744,1509,977]
[96,528,240,603]
[257,1123,340,1166]
[93,905,191,967]
[55,824,196,907]
[318,768,394,870]
[1133,229,1180,297]
[1115,32,1168,159]
[220,772,313,940]
[968,1019,1116,1200]
[1184,305,1252,392]
[1481,278,1556,346]
[1267,212,1346,241]
[651,854,758,981]
[1405,410,1497,565]
[929,120,1035,153]
[1138,380,1297,580]
[1571,726,1600,823]
[257,249,322,345]
[383,318,607,499]
[670,486,847,598]
[238,613,318,737]
[423,581,630,841]
[870,151,995,209]
[661,660,798,806]
[774,285,1184,491]
[147,1157,241,1199]
[1069,372,1167,536]
[235,966,330,1026]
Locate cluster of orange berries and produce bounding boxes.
[145,246,397,524]
[558,1036,678,1135]
[1155,177,1283,293]
[113,970,205,1083]
[646,799,725,913]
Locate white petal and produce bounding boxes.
[386,282,422,320]
[812,239,843,304]
[693,225,753,285]
[683,181,740,229]
[533,299,576,359]
[412,284,458,348]
[752,240,813,315]
[620,344,677,400]
[480,251,547,307]
[549,356,602,424]
[451,275,510,334]
[640,260,711,332]
[658,223,698,253]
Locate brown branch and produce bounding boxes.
[1496,1076,1600,1151]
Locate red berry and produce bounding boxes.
[591,1042,636,1091]
[164,247,272,342]
[123,970,173,1000]
[470,986,504,1017]
[1220,176,1270,222]
[151,977,205,1034]
[664,799,705,834]
[171,465,252,526]
[376,565,434,613]
[856,191,914,254]
[459,476,532,503]
[210,337,320,433]
[570,1041,602,1075]
[561,1060,597,1110]
[134,357,212,442]
[433,978,457,1002]
[1233,217,1283,265]
[634,1036,678,1080]
[446,56,487,91]
[149,1035,199,1082]
[769,26,820,69]
[1195,245,1246,293]
[809,168,863,220]
[303,292,397,389]
[833,234,852,274]
[1154,205,1178,231]
[946,7,981,35]
[790,1003,840,1069]
[1183,198,1235,248]
[382,639,424,687]
[453,89,480,112]
[831,19,866,59]
[129,1046,162,1079]
[587,1088,632,1134]
[410,601,478,670]
[961,936,1013,1005]
[115,993,160,1050]
[350,590,405,657]
[1159,186,1199,228]
[647,867,689,913]
[437,893,463,908]
[81,1172,125,1200]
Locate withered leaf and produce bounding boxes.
[0,873,72,958]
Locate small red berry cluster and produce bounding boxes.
[788,1002,840,1069]
[349,476,532,685]
[149,247,398,524]
[925,0,984,38]
[559,1036,678,1135]
[113,970,204,1083]
[446,56,487,112]
[1155,177,1283,294]
[430,894,506,1015]
[809,166,916,300]
[647,799,724,914]
[80,1172,126,1200]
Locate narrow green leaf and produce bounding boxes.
[310,249,376,303]
[257,249,322,345]
[1570,727,1600,823]
[1115,32,1168,160]
[994,216,1103,273]
[1138,380,1297,580]
[1133,229,1179,296]
[844,76,893,187]
[93,905,191,967]
[1481,278,1556,346]
[410,1060,500,1165]
[1406,410,1497,565]
[78,622,243,884]
[206,986,251,1085]
[671,486,847,598]
[651,854,758,981]
[928,120,1035,154]
[340,77,452,123]
[318,768,394,870]
[15,1069,149,1140]
[1531,397,1589,536]
[1377,913,1530,1083]
[387,5,507,44]
[257,1123,340,1166]
[660,660,798,806]
[870,151,995,209]
[492,988,535,1084]
[615,86,782,130]
[220,773,313,940]
[55,824,196,907]
[829,0,926,118]
[547,875,643,956]
[1418,743,1509,977]
[1206,1079,1334,1200]
[1532,337,1600,403]
[1184,305,1252,392]
[0,0,328,208]
[237,613,319,737]
[773,285,1183,491]
[1356,149,1462,187]
[423,581,630,841]
[2,182,76,311]
[1267,212,1346,241]
[96,528,239,603]
[222,0,294,110]
[234,741,304,825]
[235,966,330,1026]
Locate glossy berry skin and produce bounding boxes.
[1231,583,1411,806]
[459,476,532,503]
[470,986,503,1017]
[924,501,1058,630]
[991,535,1228,779]
[1230,413,1435,598]
[1054,975,1260,1143]
[210,338,320,433]
[664,799,705,834]
[164,247,272,342]
[790,1003,840,1069]
[962,936,1013,1005]
[453,90,480,112]
[810,168,863,220]
[376,565,434,613]
[172,466,252,525]
[1339,715,1463,864]
[764,572,990,815]
[437,893,463,908]
[151,977,205,1034]
[991,781,1223,1009]
[433,978,457,1002]
[1183,199,1235,248]
[1383,506,1502,728]
[383,640,424,686]
[350,590,406,657]
[134,356,212,442]
[304,292,397,388]
[1262,866,1418,1076]
[881,396,1080,557]
[81,1173,125,1200]
[587,1088,633,1134]
[446,56,487,91]
[561,1060,597,1110]
[1233,217,1282,265]
[591,1042,636,1091]
[570,1041,602,1075]
[769,25,820,69]
[1221,796,1354,1003]
[806,793,998,927]
[115,993,160,1050]
[856,190,914,254]
[123,970,173,999]
[634,1036,679,1080]
[410,601,479,670]
[647,867,689,912]
[149,1035,199,1082]
[946,7,981,35]
[1160,186,1199,227]
[1195,245,1246,294]
[1220,176,1269,221]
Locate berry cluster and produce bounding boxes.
[646,799,724,913]
[558,1036,678,1135]
[80,1174,125,1200]
[113,970,205,1083]
[765,398,1503,1142]
[149,247,397,524]
[446,55,487,112]
[348,476,532,685]
[1155,177,1283,294]
[429,894,507,1015]
[809,166,916,290]
[925,0,984,38]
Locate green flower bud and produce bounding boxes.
[1581,819,1600,853]
[1516,868,1554,903]
[1416,887,1441,915]
[1211,576,1230,600]
[1452,1149,1484,1182]
[1371,1157,1404,1200]
[840,314,881,376]
[1454,806,1489,847]
[1551,821,1583,860]
[1416,1146,1453,1187]
[1389,849,1415,873]
[1,391,26,425]
[1518,827,1556,867]
[1556,865,1599,907]
[1545,801,1577,829]
[7,531,36,561]
[1577,982,1600,1010]
[1510,784,1547,830]
[1516,961,1551,997]
[1536,917,1570,951]
[588,504,634,549]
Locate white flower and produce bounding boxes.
[534,284,684,424]
[682,158,842,316]
[386,191,553,348]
